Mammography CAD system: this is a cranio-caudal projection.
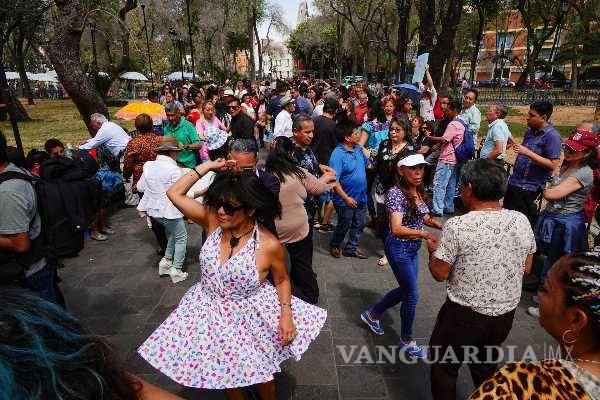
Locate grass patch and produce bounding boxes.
[478,105,574,138]
[0,99,134,152]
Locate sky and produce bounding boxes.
[258,0,308,43]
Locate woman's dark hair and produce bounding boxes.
[393,151,426,221]
[0,288,142,400]
[389,117,413,146]
[367,101,386,123]
[204,171,282,225]
[460,158,508,201]
[25,149,50,170]
[134,113,154,133]
[420,121,435,136]
[561,251,600,337]
[397,96,412,113]
[44,138,65,154]
[447,100,462,113]
[265,136,306,183]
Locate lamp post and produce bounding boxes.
[140,4,155,88]
[90,21,98,73]
[0,64,24,158]
[169,28,185,82]
[185,0,196,80]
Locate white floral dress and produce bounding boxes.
[138,225,327,389]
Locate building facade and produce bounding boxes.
[457,10,571,83]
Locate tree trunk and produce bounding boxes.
[47,0,108,135]
[469,6,485,85]
[117,0,137,72]
[10,29,35,105]
[571,55,578,93]
[429,0,464,87]
[254,21,262,79]
[395,0,411,82]
[247,5,256,80]
[416,0,435,54]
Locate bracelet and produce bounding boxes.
[280,302,292,308]
[192,167,202,178]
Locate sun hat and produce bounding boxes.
[397,153,429,167]
[280,96,295,107]
[157,136,183,152]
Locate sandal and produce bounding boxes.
[90,232,108,241]
[377,256,388,267]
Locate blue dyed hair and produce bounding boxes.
[0,289,140,400]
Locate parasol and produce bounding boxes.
[119,71,148,81]
[392,83,421,104]
[115,102,166,121]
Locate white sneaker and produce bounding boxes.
[158,258,173,276]
[170,268,188,284]
[527,306,540,318]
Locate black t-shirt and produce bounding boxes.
[229,112,254,139]
[311,115,337,165]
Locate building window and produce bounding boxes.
[496,32,515,51]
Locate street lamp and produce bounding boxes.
[169,28,185,82]
[185,0,196,80]
[140,4,155,88]
[89,21,98,73]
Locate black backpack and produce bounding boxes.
[0,157,102,278]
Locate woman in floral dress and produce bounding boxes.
[138,159,327,399]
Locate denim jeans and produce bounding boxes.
[432,161,457,215]
[370,237,420,340]
[156,217,187,270]
[330,203,366,254]
[23,262,65,307]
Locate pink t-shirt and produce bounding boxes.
[439,120,465,165]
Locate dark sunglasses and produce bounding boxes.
[227,105,240,110]
[216,200,246,215]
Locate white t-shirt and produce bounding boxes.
[434,210,536,316]
[274,109,293,138]
[419,86,437,122]
[79,121,131,156]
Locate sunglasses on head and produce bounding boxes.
[216,200,246,215]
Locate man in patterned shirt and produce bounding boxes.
[427,159,536,400]
[291,114,336,226]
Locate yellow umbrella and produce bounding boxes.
[115,102,166,121]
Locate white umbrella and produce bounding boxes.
[119,71,148,81]
[31,73,59,83]
[46,70,58,78]
[5,71,20,80]
[165,71,193,81]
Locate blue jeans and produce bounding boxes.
[432,161,457,215]
[370,238,420,340]
[23,262,65,307]
[156,217,187,269]
[330,203,366,254]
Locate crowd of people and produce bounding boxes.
[0,70,599,400]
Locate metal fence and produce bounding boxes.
[474,88,600,107]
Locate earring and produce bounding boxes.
[561,329,578,345]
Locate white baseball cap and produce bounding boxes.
[397,154,429,167]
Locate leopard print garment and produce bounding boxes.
[469,359,595,400]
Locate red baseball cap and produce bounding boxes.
[563,130,600,152]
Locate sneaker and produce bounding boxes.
[527,306,540,318]
[170,268,188,284]
[90,232,108,241]
[399,340,427,358]
[102,226,115,235]
[158,258,173,276]
[360,311,384,335]
[532,295,539,305]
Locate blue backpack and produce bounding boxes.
[451,118,475,164]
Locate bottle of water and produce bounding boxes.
[65,143,74,158]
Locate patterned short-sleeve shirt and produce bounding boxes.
[433,210,536,316]
[385,186,429,241]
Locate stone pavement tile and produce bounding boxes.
[326,295,368,318]
[337,365,387,398]
[333,336,375,366]
[292,384,339,400]
[283,330,337,386]
[111,313,152,335]
[159,287,190,307]
[122,294,159,315]
[385,376,432,400]
[81,272,116,287]
[104,333,142,358]
[83,316,119,336]
[330,316,373,341]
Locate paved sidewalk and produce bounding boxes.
[61,207,554,399]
